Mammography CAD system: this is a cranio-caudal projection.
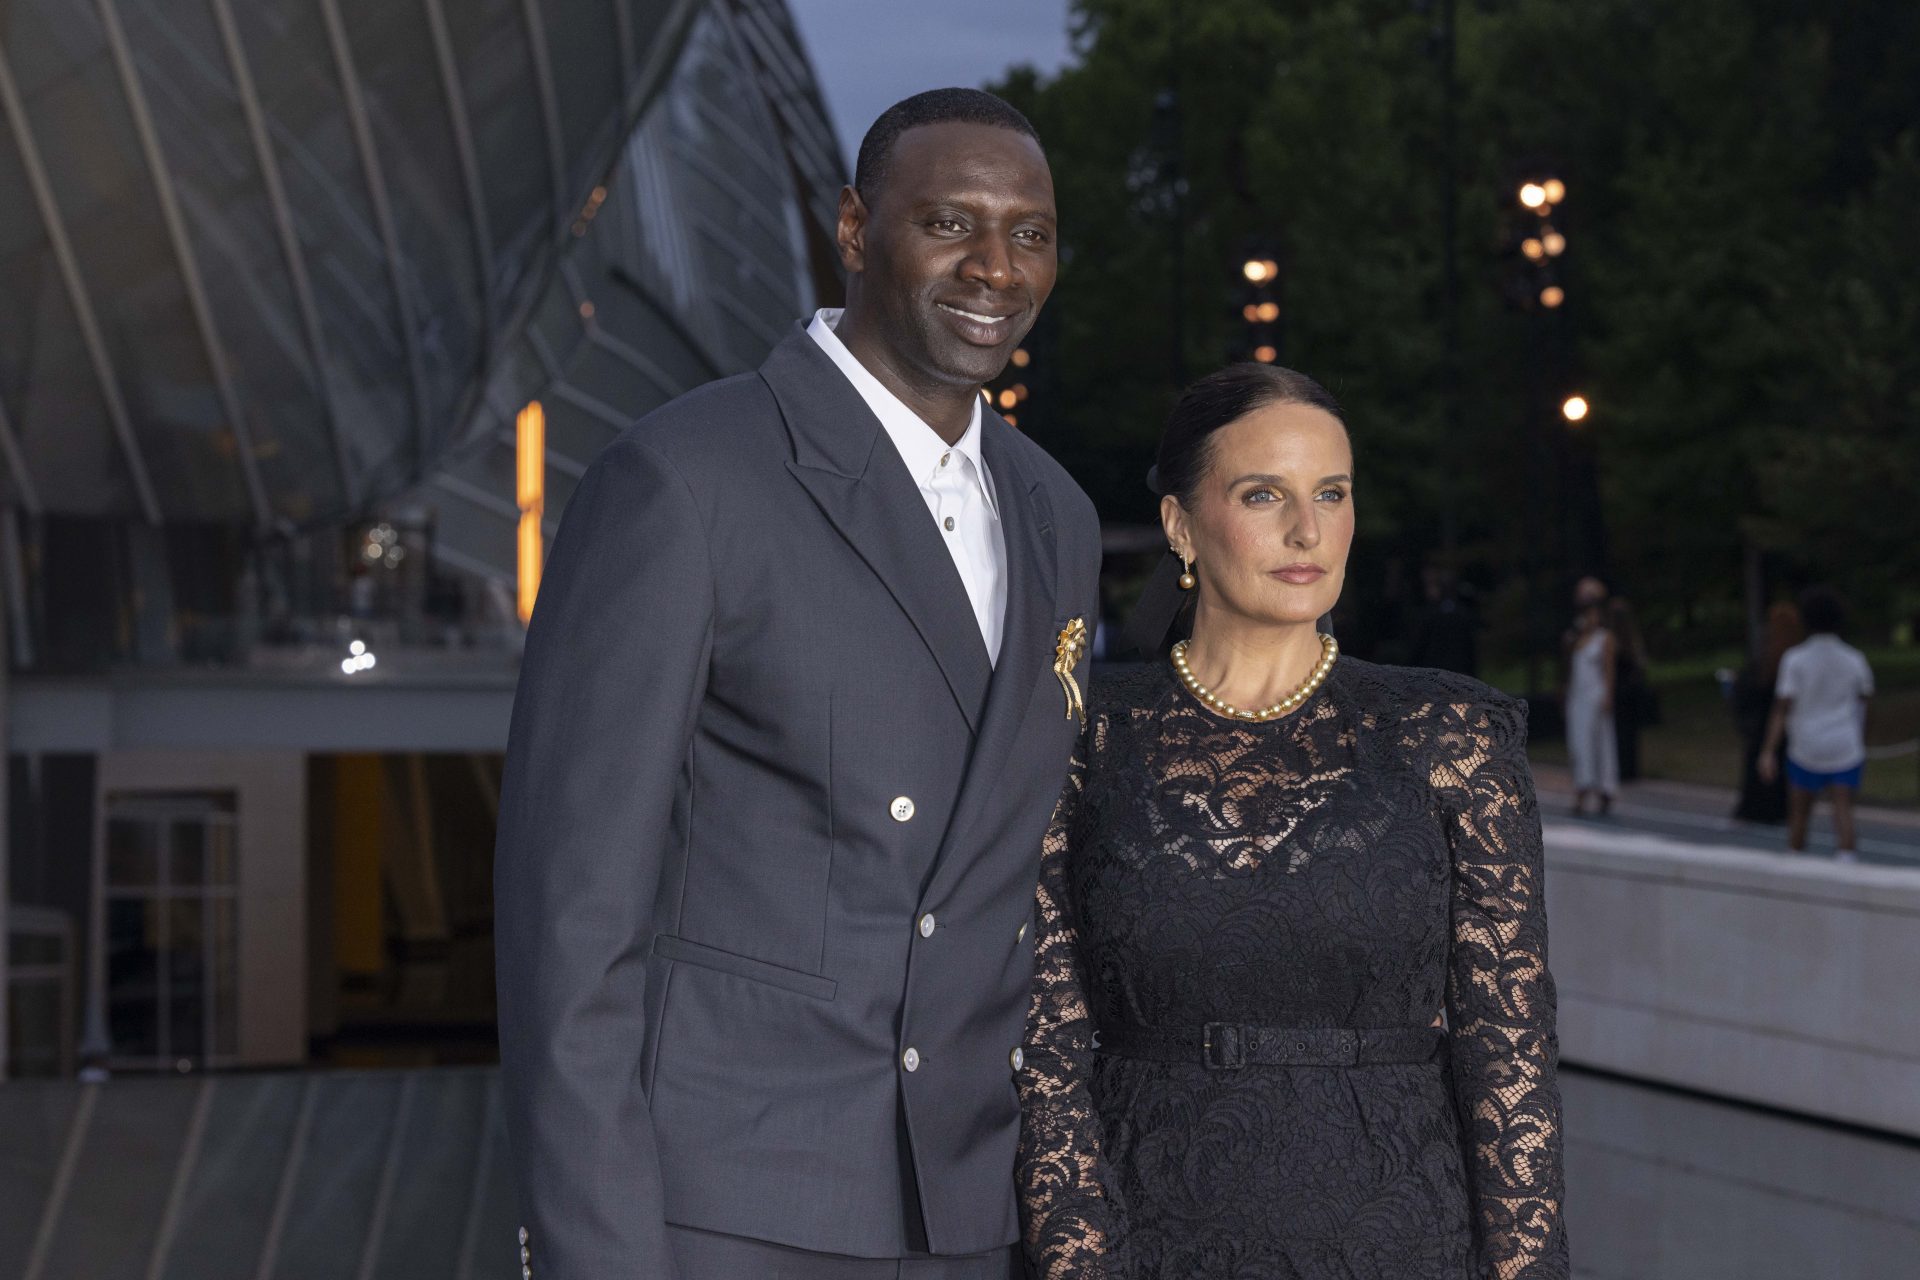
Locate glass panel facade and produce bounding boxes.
[101,793,239,1070]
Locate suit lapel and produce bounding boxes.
[764,328,993,730]
[921,414,1059,904]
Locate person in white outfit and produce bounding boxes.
[1760,587,1874,860]
[1563,594,1619,816]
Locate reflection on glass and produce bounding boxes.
[209,820,237,885]
[169,899,207,1065]
[213,900,239,1057]
[103,791,240,1069]
[7,982,64,1075]
[170,821,206,885]
[10,932,63,967]
[108,898,161,1058]
[107,818,159,887]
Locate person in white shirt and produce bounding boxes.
[1759,587,1875,859]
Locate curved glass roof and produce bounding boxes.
[0,0,842,563]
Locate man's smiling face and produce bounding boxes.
[844,120,1058,391]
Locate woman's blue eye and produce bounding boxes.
[1244,489,1278,505]
[1316,489,1348,503]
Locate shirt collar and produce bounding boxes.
[807,309,994,508]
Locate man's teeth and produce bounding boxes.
[939,303,1003,324]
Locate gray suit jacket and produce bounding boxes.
[495,324,1102,1276]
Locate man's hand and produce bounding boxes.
[1757,753,1778,785]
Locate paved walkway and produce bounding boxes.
[1528,763,1920,868]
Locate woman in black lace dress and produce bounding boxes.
[1016,366,1567,1279]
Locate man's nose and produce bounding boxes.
[960,233,1017,289]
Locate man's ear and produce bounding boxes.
[836,185,868,274]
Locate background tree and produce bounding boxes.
[993,0,1920,664]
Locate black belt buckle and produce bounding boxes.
[1202,1022,1245,1070]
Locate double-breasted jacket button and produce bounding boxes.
[1016,920,1027,943]
[1010,1046,1025,1071]
[518,1227,528,1245]
[902,1046,921,1072]
[890,796,916,822]
[918,913,937,938]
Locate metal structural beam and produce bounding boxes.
[421,0,500,360]
[144,1080,213,1280]
[519,0,571,238]
[632,0,708,128]
[0,394,41,514]
[317,0,432,464]
[253,1078,317,1280]
[97,0,272,532]
[208,0,357,509]
[21,1086,97,1280]
[0,37,164,525]
[353,1075,415,1280]
[610,0,637,107]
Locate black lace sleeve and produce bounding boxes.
[1017,718,1128,1279]
[1437,695,1570,1279]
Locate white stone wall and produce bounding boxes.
[1545,821,1920,1138]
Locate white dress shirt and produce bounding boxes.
[807,309,1008,664]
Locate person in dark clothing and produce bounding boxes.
[1016,364,1566,1279]
[1406,562,1480,676]
[1606,596,1651,783]
[1732,602,1803,823]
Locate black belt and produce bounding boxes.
[1096,1022,1444,1070]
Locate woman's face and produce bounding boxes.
[1161,400,1354,631]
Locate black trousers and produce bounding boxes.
[665,1223,1021,1279]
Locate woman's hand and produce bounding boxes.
[1757,753,1779,785]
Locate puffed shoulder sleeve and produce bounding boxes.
[1435,693,1569,1280]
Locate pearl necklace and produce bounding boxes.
[1171,633,1339,722]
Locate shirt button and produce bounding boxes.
[890,796,915,822]
[902,1047,921,1072]
[918,913,937,938]
[943,516,955,532]
[1010,1047,1025,1071]
[940,452,951,467]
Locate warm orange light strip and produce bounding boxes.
[516,401,545,622]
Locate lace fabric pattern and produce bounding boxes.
[1015,657,1568,1280]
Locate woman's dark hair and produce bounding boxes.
[1798,586,1845,635]
[1151,363,1345,507]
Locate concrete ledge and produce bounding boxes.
[1545,820,1920,1138]
[8,673,517,753]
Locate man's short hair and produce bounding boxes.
[1798,585,1845,635]
[854,88,1042,203]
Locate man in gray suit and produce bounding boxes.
[495,89,1101,1279]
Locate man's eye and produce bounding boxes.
[931,218,966,233]
[1015,228,1049,244]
